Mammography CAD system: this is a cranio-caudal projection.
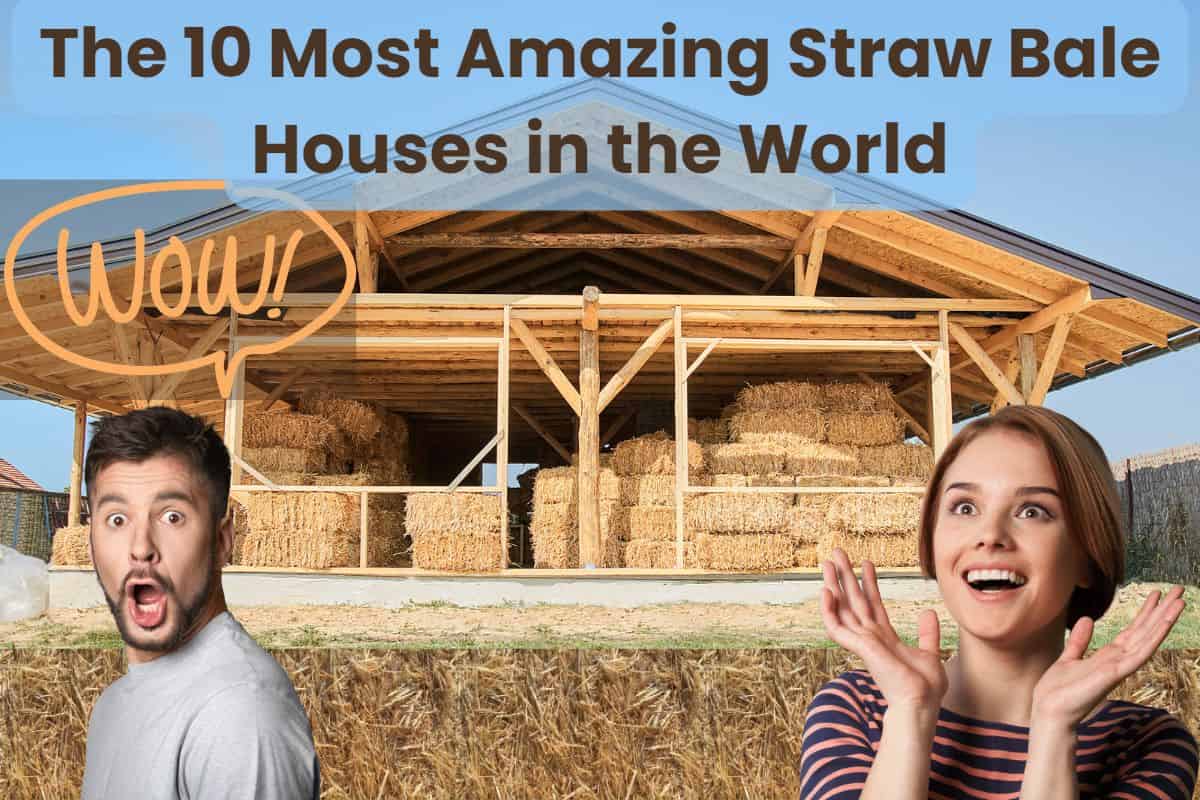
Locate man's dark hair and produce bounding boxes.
[84,407,232,526]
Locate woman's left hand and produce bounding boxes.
[1031,585,1187,729]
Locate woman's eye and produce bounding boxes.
[950,501,976,515]
[1018,504,1051,520]
[106,513,126,527]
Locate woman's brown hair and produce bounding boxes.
[917,405,1125,629]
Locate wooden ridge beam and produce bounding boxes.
[388,232,792,250]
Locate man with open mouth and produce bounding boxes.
[80,407,319,799]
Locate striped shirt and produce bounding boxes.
[800,669,1198,800]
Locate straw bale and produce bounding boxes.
[231,500,249,564]
[628,506,691,542]
[242,411,340,450]
[728,410,825,445]
[246,470,316,487]
[611,432,704,476]
[570,452,615,469]
[235,492,405,568]
[685,494,791,534]
[618,475,676,506]
[623,540,697,569]
[783,442,859,476]
[826,493,922,536]
[242,491,357,533]
[783,496,837,544]
[819,528,920,568]
[688,417,729,444]
[703,473,794,488]
[533,467,620,505]
[857,443,935,480]
[794,474,890,487]
[601,505,631,540]
[695,533,795,571]
[50,525,91,566]
[823,380,893,412]
[531,502,577,569]
[242,446,328,474]
[794,542,821,567]
[405,493,502,537]
[411,530,504,571]
[735,381,827,412]
[825,411,905,446]
[704,443,787,475]
[311,473,406,511]
[298,389,385,445]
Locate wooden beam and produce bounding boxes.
[68,401,87,526]
[0,364,126,414]
[358,210,407,289]
[514,402,570,463]
[673,305,688,568]
[261,366,306,412]
[597,318,673,413]
[931,311,953,461]
[496,305,511,567]
[223,312,246,488]
[1029,314,1075,405]
[600,406,637,448]
[1019,334,1038,400]
[582,286,600,332]
[448,433,500,490]
[800,227,828,297]
[148,318,229,405]
[578,288,601,568]
[387,232,791,249]
[509,318,581,416]
[111,322,148,408]
[354,210,379,294]
[792,254,805,297]
[991,350,1022,413]
[948,321,1024,406]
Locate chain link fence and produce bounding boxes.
[0,488,85,562]
[1114,445,1200,586]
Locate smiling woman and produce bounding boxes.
[800,406,1197,800]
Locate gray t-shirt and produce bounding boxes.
[81,611,319,800]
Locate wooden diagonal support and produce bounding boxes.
[800,227,828,296]
[358,210,408,289]
[685,339,721,381]
[111,322,149,408]
[601,406,637,448]
[948,321,1024,406]
[1029,314,1075,405]
[513,402,571,463]
[262,366,307,412]
[990,350,1022,413]
[598,317,673,413]
[448,432,501,491]
[230,452,277,489]
[354,210,379,293]
[759,211,842,293]
[149,318,229,405]
[510,317,581,416]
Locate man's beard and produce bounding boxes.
[97,535,219,655]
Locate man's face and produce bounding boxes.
[89,453,231,662]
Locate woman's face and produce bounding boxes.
[932,427,1092,646]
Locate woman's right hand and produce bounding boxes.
[820,547,948,714]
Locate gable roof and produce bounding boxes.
[0,458,44,491]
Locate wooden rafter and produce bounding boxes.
[388,232,792,250]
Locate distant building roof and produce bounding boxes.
[0,458,44,491]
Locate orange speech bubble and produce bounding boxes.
[3,180,356,399]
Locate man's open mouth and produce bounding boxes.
[126,580,168,629]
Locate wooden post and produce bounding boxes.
[68,401,87,527]
[801,227,827,296]
[673,305,687,569]
[931,311,954,461]
[577,287,601,568]
[792,253,805,296]
[497,305,511,567]
[355,210,379,293]
[223,312,246,490]
[359,491,369,569]
[1018,334,1037,401]
[1029,314,1074,405]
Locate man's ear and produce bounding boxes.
[216,506,234,567]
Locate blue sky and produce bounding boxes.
[1,1,1198,489]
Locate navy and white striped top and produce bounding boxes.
[800,669,1198,800]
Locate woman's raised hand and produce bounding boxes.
[820,547,949,714]
[1031,585,1187,729]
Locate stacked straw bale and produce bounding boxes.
[238,400,411,568]
[50,525,91,567]
[530,466,624,568]
[613,433,705,569]
[406,493,504,571]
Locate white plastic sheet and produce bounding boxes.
[0,545,49,622]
